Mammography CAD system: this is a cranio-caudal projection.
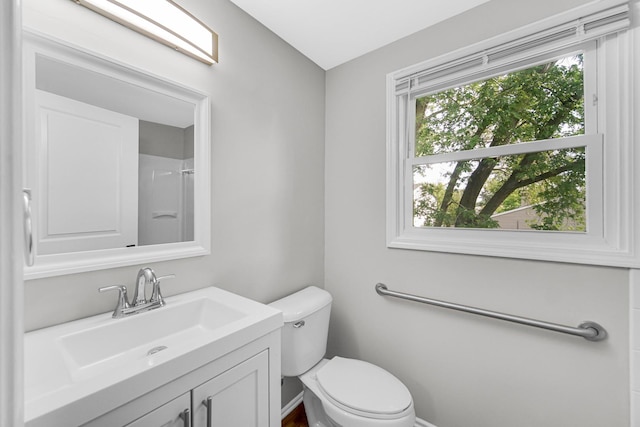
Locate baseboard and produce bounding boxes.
[281,392,304,419]
[281,393,436,427]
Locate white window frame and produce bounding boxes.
[386,1,638,267]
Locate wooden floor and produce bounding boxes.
[282,403,309,427]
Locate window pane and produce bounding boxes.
[413,147,586,231]
[415,54,584,156]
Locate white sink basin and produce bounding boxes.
[60,297,244,380]
[24,286,282,426]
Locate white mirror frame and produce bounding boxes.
[23,30,211,279]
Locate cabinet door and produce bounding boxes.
[192,350,269,427]
[125,392,190,427]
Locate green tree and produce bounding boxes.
[414,55,586,230]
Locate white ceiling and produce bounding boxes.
[228,0,490,70]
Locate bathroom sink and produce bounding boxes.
[59,297,245,380]
[24,286,283,426]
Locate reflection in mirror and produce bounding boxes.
[138,120,194,245]
[23,31,210,279]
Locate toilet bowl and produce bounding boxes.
[301,358,415,427]
[270,286,415,427]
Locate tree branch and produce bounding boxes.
[479,159,581,218]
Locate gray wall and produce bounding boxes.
[324,1,630,426]
[22,0,325,330]
[139,121,191,160]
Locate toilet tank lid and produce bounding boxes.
[269,286,332,322]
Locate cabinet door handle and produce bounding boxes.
[22,189,34,266]
[179,408,190,427]
[202,396,212,427]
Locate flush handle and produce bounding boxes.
[293,320,305,328]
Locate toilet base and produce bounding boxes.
[302,386,339,427]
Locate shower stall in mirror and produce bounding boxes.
[138,120,194,246]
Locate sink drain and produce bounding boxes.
[147,345,168,356]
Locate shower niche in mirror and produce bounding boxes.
[23,31,210,279]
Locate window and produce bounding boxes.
[386,2,637,267]
[413,52,590,232]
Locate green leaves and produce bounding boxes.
[413,55,586,230]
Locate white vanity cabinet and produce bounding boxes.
[123,351,269,427]
[191,350,269,427]
[125,393,190,427]
[83,333,279,427]
[25,287,283,427]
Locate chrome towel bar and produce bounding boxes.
[375,283,607,342]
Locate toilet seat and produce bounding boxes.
[315,357,413,420]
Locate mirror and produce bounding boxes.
[23,31,211,279]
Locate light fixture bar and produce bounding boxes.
[74,0,218,65]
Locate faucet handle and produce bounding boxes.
[150,274,175,305]
[99,285,131,318]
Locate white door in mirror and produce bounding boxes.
[34,90,139,255]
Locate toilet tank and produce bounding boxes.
[269,286,332,376]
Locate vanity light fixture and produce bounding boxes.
[73,0,218,65]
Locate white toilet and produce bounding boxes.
[270,286,416,427]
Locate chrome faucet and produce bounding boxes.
[99,268,175,318]
[133,267,155,306]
